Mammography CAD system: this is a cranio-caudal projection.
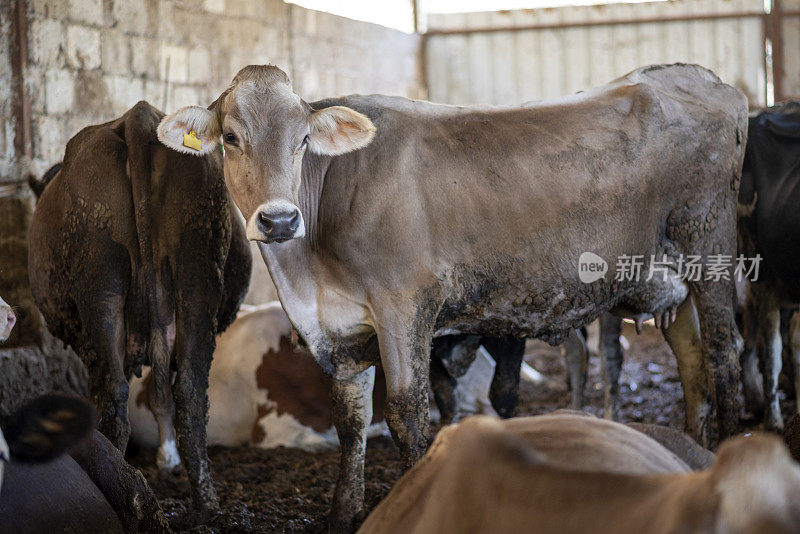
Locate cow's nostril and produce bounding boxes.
[6,313,15,327]
[288,210,299,231]
[258,211,274,234]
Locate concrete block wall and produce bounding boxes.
[3,0,422,182]
[0,1,15,181]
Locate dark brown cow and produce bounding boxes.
[27,101,251,516]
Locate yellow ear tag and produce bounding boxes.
[183,131,202,151]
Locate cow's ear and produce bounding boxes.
[157,105,221,156]
[307,106,376,156]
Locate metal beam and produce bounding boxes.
[424,10,774,37]
[768,0,785,103]
[10,0,32,171]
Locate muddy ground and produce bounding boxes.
[128,322,796,533]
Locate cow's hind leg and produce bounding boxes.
[375,308,432,470]
[430,355,458,425]
[663,296,713,448]
[329,366,374,532]
[173,304,218,515]
[148,327,180,474]
[483,336,525,418]
[599,314,624,420]
[754,287,783,431]
[740,283,765,417]
[80,292,130,451]
[791,310,800,418]
[691,277,742,440]
[561,330,588,410]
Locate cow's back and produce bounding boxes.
[0,455,124,533]
[28,100,247,368]
[739,101,800,295]
[502,413,690,474]
[306,64,746,343]
[360,416,800,534]
[359,414,694,534]
[28,113,140,350]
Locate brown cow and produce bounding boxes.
[158,63,747,529]
[361,413,800,534]
[28,101,251,516]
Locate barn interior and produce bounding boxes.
[1,0,800,532]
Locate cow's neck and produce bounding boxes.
[297,152,332,251]
[256,152,333,356]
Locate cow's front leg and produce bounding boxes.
[754,288,783,431]
[376,320,431,469]
[329,366,374,533]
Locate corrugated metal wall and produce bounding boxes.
[782,0,800,98]
[425,0,767,107]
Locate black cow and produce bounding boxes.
[27,101,252,516]
[738,101,800,431]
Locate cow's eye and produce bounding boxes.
[223,132,237,145]
[300,134,309,149]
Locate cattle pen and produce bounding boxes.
[2,1,800,533]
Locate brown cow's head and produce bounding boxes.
[158,65,376,243]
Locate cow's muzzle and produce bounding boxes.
[257,208,301,243]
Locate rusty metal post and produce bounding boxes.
[10,0,32,170]
[769,0,785,103]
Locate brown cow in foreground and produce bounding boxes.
[361,413,800,534]
[28,101,252,516]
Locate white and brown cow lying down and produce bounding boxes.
[0,298,15,343]
[129,302,542,465]
[361,412,800,534]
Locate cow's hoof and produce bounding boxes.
[764,410,785,433]
[328,508,363,534]
[157,465,183,481]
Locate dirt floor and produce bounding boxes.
[127,322,797,533]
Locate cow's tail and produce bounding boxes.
[28,163,61,201]
[121,102,164,368]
